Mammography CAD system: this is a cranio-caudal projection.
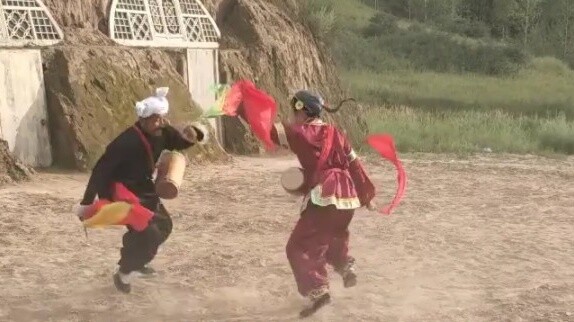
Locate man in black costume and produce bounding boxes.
[76,87,208,293]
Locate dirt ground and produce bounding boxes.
[0,154,573,322]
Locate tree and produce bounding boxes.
[556,0,574,57]
[446,0,462,19]
[512,0,543,46]
[382,0,417,20]
[534,0,574,62]
[459,0,495,23]
[491,0,518,39]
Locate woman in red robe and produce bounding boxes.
[270,90,377,317]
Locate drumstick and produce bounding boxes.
[237,116,249,129]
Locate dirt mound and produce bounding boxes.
[212,0,368,153]
[0,140,33,185]
[42,44,227,171]
[40,1,228,170]
[42,0,109,34]
[42,0,365,159]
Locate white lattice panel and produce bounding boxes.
[110,0,220,48]
[0,0,64,47]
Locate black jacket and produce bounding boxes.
[80,123,199,210]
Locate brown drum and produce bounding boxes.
[155,150,187,199]
[281,167,306,196]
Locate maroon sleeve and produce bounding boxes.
[341,131,376,206]
[350,160,376,206]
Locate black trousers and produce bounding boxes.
[118,203,173,274]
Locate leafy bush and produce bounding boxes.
[538,115,574,154]
[438,17,491,39]
[528,57,572,77]
[362,12,399,37]
[331,30,412,71]
[376,30,529,75]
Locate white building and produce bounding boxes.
[0,0,64,167]
[109,0,223,142]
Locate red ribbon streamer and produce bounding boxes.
[222,80,278,150]
[366,134,407,215]
[82,183,154,231]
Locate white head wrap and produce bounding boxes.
[135,87,170,118]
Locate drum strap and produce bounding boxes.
[274,122,289,148]
[133,125,155,173]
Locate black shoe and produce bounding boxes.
[337,257,357,288]
[299,293,331,318]
[113,272,131,294]
[136,266,157,277]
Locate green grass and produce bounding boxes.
[297,0,374,40]
[343,63,574,119]
[347,62,574,156]
[329,0,375,29]
[309,0,574,156]
[364,107,574,155]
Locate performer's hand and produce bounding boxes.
[366,201,377,212]
[181,124,198,143]
[236,105,247,122]
[161,117,171,126]
[74,204,90,221]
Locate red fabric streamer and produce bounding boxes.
[235,80,278,150]
[221,83,244,117]
[82,183,154,231]
[210,79,278,150]
[366,134,407,215]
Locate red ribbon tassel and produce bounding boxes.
[366,134,407,215]
[222,83,244,117]
[82,183,154,231]
[236,80,278,150]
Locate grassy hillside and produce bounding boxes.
[299,0,574,155]
[344,60,574,118]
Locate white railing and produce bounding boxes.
[109,0,220,48]
[0,0,64,47]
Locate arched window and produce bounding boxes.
[109,0,220,48]
[0,0,64,47]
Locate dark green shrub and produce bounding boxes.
[362,12,399,37]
